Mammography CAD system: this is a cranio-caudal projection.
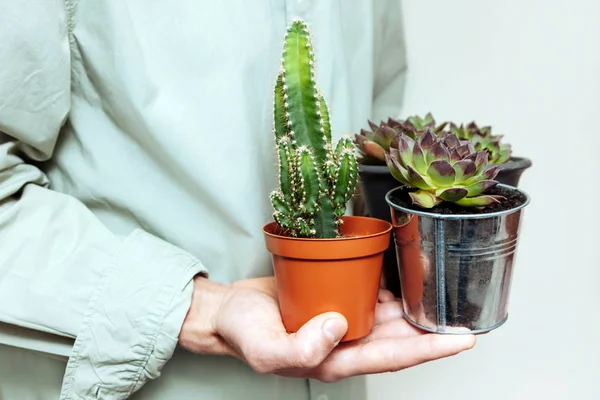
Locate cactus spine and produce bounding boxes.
[270,20,358,239]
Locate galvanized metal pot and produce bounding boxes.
[385,184,530,334]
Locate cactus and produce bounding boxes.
[269,20,358,239]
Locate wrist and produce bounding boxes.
[179,276,232,355]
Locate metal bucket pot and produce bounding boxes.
[385,184,530,334]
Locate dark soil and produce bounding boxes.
[388,185,527,215]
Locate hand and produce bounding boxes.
[179,276,476,382]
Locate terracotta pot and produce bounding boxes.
[262,216,392,342]
[389,210,424,314]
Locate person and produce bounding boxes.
[0,1,476,399]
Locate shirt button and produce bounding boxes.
[316,395,329,400]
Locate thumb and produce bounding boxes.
[283,312,348,369]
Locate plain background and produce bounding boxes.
[367,0,599,399]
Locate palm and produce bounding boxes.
[217,277,476,382]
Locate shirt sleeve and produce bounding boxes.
[0,2,207,399]
[371,0,408,121]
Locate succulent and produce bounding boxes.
[449,122,512,164]
[269,20,358,238]
[353,120,399,164]
[354,113,447,165]
[401,112,448,134]
[385,129,505,208]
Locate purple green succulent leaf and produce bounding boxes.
[455,195,504,208]
[442,133,460,149]
[437,187,469,202]
[419,130,437,150]
[397,135,414,167]
[360,140,387,162]
[482,165,500,180]
[385,153,410,185]
[430,141,451,162]
[464,179,498,197]
[474,150,489,175]
[453,159,477,183]
[411,142,429,174]
[456,143,474,158]
[434,121,449,133]
[407,165,434,190]
[427,160,456,187]
[409,190,441,209]
[367,120,379,132]
[449,148,463,162]
[380,125,398,142]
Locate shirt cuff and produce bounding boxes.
[59,229,207,399]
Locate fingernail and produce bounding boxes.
[322,318,346,344]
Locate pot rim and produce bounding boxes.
[385,183,530,220]
[357,156,532,173]
[357,163,391,176]
[496,156,533,171]
[262,215,392,242]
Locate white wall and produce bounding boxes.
[368,1,599,399]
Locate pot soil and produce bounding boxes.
[262,216,392,342]
[385,185,530,334]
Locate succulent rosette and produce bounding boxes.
[449,122,512,164]
[353,120,399,164]
[385,129,505,208]
[354,113,447,165]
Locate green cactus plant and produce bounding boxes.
[269,19,358,239]
[449,122,512,164]
[385,129,505,208]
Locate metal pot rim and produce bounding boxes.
[385,183,530,220]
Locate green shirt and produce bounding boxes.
[0,0,406,398]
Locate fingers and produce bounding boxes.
[378,289,396,303]
[238,312,348,374]
[359,318,423,343]
[374,300,404,325]
[314,333,476,382]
